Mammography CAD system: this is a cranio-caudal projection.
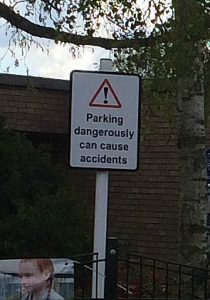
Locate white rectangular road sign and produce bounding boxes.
[69,70,141,170]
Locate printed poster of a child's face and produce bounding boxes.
[0,258,74,300]
[18,259,64,300]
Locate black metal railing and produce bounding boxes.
[117,254,210,300]
[73,251,210,300]
[73,252,104,300]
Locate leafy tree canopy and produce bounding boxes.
[0,1,209,52]
[0,0,209,95]
[0,116,89,258]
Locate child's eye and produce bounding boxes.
[19,273,33,278]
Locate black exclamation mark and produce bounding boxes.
[104,87,108,104]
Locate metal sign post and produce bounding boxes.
[92,59,112,299]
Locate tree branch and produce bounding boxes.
[0,2,154,50]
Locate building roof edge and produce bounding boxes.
[0,73,69,91]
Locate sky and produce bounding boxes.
[0,0,118,80]
[0,0,111,80]
[0,0,172,80]
[0,0,151,79]
[0,31,111,79]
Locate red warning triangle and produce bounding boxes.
[89,79,122,108]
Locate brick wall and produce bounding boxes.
[0,74,69,133]
[0,73,180,261]
[108,110,179,260]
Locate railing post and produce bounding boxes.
[105,237,118,300]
